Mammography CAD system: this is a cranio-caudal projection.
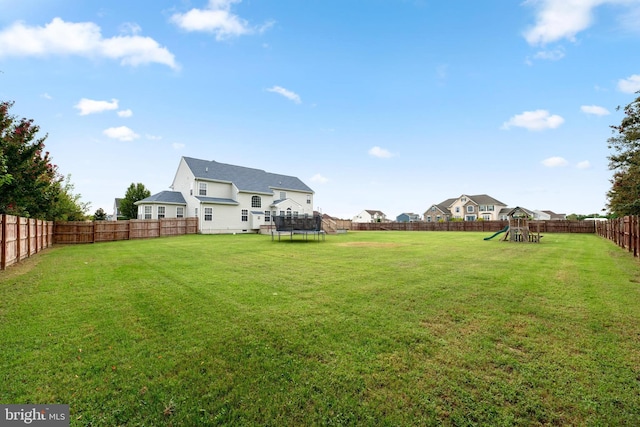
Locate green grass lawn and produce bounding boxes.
[1,231,639,426]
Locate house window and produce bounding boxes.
[279,210,284,216]
[293,211,299,218]
[461,197,467,202]
[306,195,311,205]
[195,208,198,218]
[241,209,248,221]
[176,207,184,218]
[252,196,261,208]
[157,206,165,219]
[280,191,286,200]
[426,216,432,222]
[431,206,436,212]
[483,214,491,221]
[455,207,460,213]
[487,205,495,211]
[204,207,212,221]
[265,210,270,222]
[199,183,207,196]
[436,215,441,221]
[466,215,476,221]
[144,206,152,220]
[467,206,474,213]
[286,208,292,217]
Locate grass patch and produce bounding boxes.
[1,232,640,425]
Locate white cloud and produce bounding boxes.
[368,146,394,158]
[172,142,185,150]
[145,134,162,141]
[618,74,640,93]
[75,98,118,115]
[533,47,565,61]
[41,93,52,100]
[267,86,301,104]
[523,0,612,46]
[501,109,565,131]
[580,105,610,116]
[576,160,592,169]
[542,156,568,167]
[103,126,139,141]
[0,17,178,69]
[310,173,329,184]
[171,0,271,40]
[117,109,133,118]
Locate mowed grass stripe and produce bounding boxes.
[1,232,639,426]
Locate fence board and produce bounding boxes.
[595,216,640,259]
[53,218,199,244]
[0,215,54,270]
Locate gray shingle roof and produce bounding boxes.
[183,157,313,194]
[136,191,186,205]
[436,198,457,211]
[467,194,506,206]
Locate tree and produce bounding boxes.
[120,183,151,219]
[607,92,640,217]
[0,101,89,220]
[93,208,107,221]
[0,152,12,187]
[0,100,59,219]
[47,174,90,221]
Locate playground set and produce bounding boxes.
[484,207,542,242]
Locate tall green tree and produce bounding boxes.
[607,92,640,217]
[93,208,107,221]
[47,174,90,221]
[120,183,151,219]
[0,101,89,220]
[0,100,60,219]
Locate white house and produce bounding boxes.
[352,210,388,223]
[135,157,314,234]
[425,194,508,221]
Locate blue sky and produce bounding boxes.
[1,0,639,219]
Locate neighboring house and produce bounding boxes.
[396,212,420,222]
[353,210,387,223]
[111,198,124,221]
[424,198,456,222]
[135,157,314,234]
[541,210,566,220]
[447,194,508,221]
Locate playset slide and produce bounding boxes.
[483,225,509,241]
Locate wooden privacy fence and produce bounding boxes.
[54,218,199,244]
[1,215,54,270]
[596,216,640,258]
[352,220,597,233]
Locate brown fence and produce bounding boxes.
[54,218,199,244]
[595,216,640,258]
[1,215,54,270]
[352,220,596,233]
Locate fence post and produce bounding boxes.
[1,215,5,270]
